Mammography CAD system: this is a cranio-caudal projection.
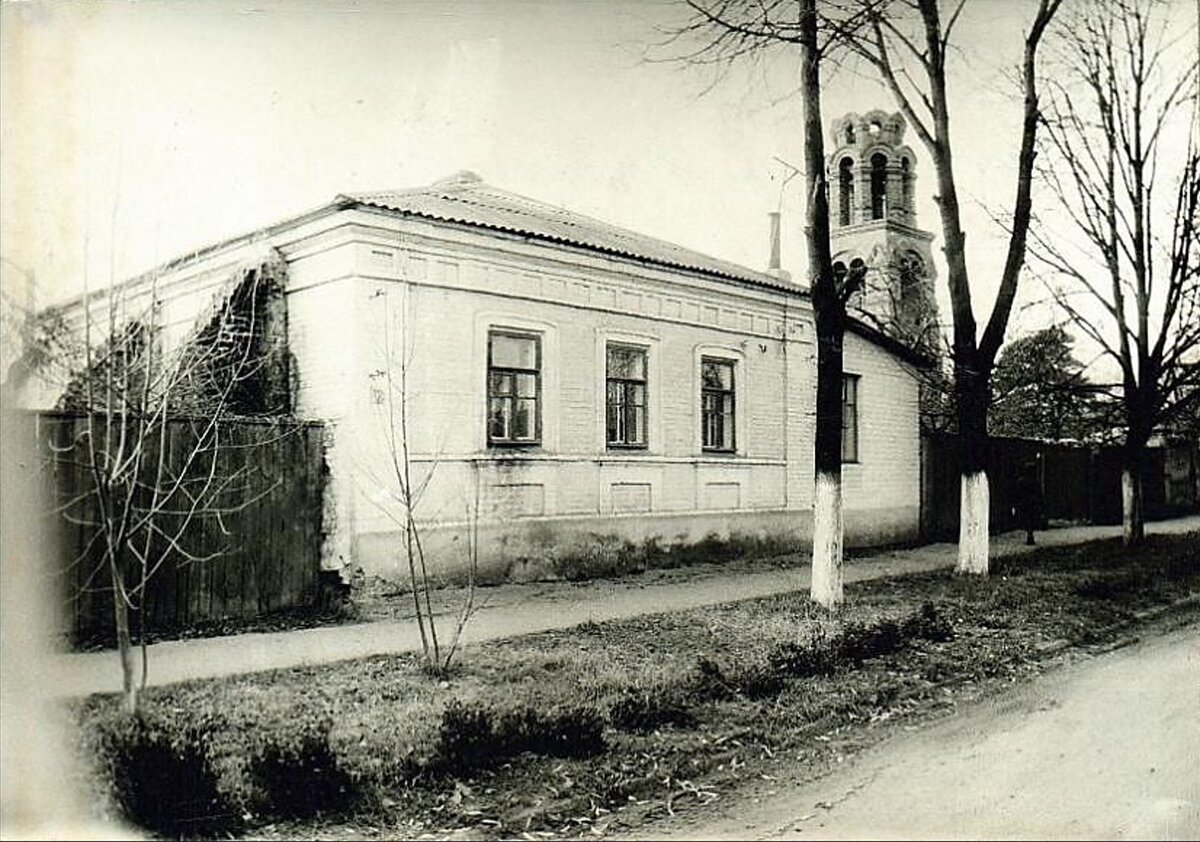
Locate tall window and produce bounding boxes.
[701,358,736,452]
[870,153,888,220]
[488,331,540,445]
[838,157,855,227]
[606,344,647,448]
[900,157,912,215]
[842,374,860,462]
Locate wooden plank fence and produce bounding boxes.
[32,412,327,641]
[920,433,1198,541]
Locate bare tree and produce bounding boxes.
[658,0,1060,577]
[827,0,1062,573]
[51,257,290,712]
[364,285,479,672]
[660,0,866,608]
[1029,0,1199,543]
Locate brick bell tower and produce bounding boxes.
[827,110,940,355]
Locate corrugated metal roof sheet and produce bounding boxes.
[339,171,792,291]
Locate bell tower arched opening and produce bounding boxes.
[838,158,855,227]
[870,153,888,221]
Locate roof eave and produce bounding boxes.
[339,196,802,296]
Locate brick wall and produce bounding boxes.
[282,214,924,579]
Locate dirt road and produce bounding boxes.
[664,624,1200,841]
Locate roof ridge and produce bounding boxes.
[341,173,784,290]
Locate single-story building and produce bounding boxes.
[21,120,935,584]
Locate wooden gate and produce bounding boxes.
[34,412,327,641]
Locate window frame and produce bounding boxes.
[605,343,649,450]
[842,373,860,463]
[700,356,737,453]
[486,329,542,448]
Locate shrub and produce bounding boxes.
[94,713,238,837]
[732,658,787,699]
[903,601,955,642]
[608,685,696,731]
[1073,574,1123,600]
[840,619,903,663]
[437,699,497,772]
[767,625,839,678]
[500,704,606,758]
[436,698,606,773]
[246,719,354,818]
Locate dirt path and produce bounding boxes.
[658,624,1200,841]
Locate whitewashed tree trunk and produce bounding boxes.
[811,472,844,608]
[1121,468,1144,545]
[956,470,990,575]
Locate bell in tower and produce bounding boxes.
[827,111,940,356]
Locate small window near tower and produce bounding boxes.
[845,124,856,144]
[871,153,888,220]
[838,157,855,227]
[842,374,860,463]
[901,157,912,214]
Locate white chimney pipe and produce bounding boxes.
[768,211,782,272]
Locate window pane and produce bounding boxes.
[607,403,621,443]
[515,373,537,398]
[608,346,645,380]
[489,397,510,440]
[701,361,722,389]
[490,371,513,397]
[702,359,733,390]
[628,383,646,407]
[512,399,536,439]
[629,406,645,444]
[842,408,858,461]
[491,333,537,369]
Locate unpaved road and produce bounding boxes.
[658,624,1200,841]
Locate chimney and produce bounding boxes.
[766,212,792,282]
[768,211,782,271]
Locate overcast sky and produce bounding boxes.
[1,0,1183,349]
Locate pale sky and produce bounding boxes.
[1,0,1177,348]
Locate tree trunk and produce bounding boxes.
[811,468,844,606]
[109,557,138,714]
[812,306,847,606]
[1121,467,1144,545]
[798,0,844,609]
[1121,431,1149,545]
[956,363,990,574]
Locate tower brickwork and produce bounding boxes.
[827,111,940,356]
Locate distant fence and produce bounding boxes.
[30,412,327,640]
[920,433,1199,541]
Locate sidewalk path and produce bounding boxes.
[50,517,1200,699]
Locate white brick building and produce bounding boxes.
[27,170,929,584]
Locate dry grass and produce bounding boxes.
[75,532,1199,839]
